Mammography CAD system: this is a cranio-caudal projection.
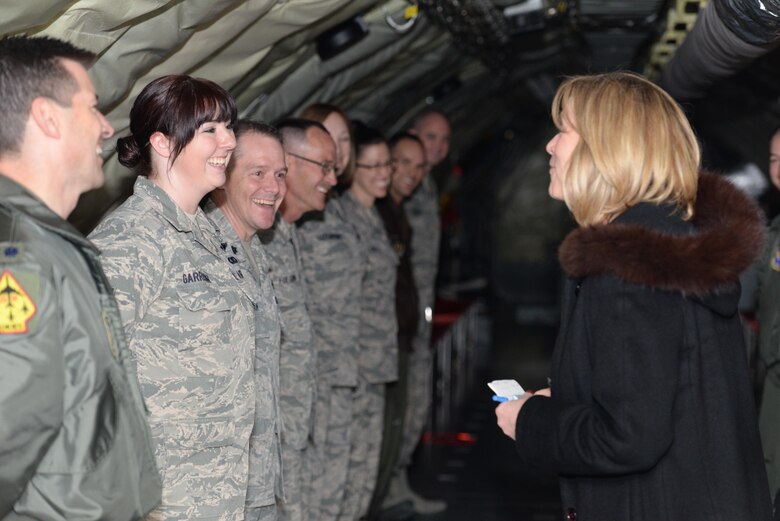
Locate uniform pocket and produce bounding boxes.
[175,285,233,349]
[38,377,117,473]
[161,419,240,489]
[247,428,277,506]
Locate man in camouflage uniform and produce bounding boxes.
[294,121,364,521]
[370,132,428,520]
[0,35,161,521]
[206,120,288,521]
[259,118,336,521]
[383,110,452,516]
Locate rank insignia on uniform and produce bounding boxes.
[0,270,37,334]
[772,248,780,272]
[0,242,23,263]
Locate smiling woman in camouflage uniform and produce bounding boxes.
[90,76,259,521]
[338,122,399,520]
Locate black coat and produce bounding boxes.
[515,175,773,521]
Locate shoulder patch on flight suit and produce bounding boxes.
[0,242,23,263]
[0,269,37,334]
[771,247,780,272]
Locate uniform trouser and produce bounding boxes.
[246,505,279,521]
[309,384,353,521]
[279,442,310,521]
[337,380,386,521]
[760,371,780,505]
[368,346,411,517]
[398,339,433,468]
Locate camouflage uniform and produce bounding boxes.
[204,201,283,521]
[338,191,399,521]
[296,195,364,521]
[257,214,315,521]
[369,195,419,517]
[0,175,161,520]
[399,175,440,469]
[90,178,261,521]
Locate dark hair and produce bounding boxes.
[389,131,423,150]
[352,120,387,160]
[227,119,283,175]
[116,75,237,176]
[275,117,329,150]
[0,35,95,155]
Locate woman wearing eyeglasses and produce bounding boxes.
[332,121,400,520]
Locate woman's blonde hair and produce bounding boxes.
[551,71,700,226]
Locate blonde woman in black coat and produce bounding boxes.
[496,71,773,521]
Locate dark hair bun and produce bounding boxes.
[116,134,142,168]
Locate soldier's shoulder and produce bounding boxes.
[0,205,69,270]
[91,200,165,246]
[768,214,780,236]
[0,203,35,242]
[90,207,167,265]
[256,226,276,246]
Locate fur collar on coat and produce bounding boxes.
[558,174,765,296]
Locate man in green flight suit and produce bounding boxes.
[0,35,161,521]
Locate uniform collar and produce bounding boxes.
[274,213,293,242]
[204,197,238,242]
[343,189,380,226]
[0,174,97,252]
[203,198,263,255]
[134,177,220,252]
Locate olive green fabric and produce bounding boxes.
[0,175,161,520]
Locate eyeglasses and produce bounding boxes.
[356,160,394,170]
[288,152,336,176]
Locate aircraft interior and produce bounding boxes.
[6,1,780,518]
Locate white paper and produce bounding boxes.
[488,379,525,398]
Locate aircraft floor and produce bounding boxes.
[405,304,563,520]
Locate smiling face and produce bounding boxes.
[545,107,580,201]
[389,137,426,202]
[351,142,392,207]
[322,111,352,176]
[283,127,337,218]
[412,112,451,168]
[770,130,780,190]
[59,59,115,193]
[217,132,287,239]
[169,119,236,200]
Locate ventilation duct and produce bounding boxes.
[659,0,780,101]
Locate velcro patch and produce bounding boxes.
[0,242,23,263]
[772,248,780,272]
[0,269,37,334]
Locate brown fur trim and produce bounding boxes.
[558,174,765,295]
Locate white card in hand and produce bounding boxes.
[488,379,525,398]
